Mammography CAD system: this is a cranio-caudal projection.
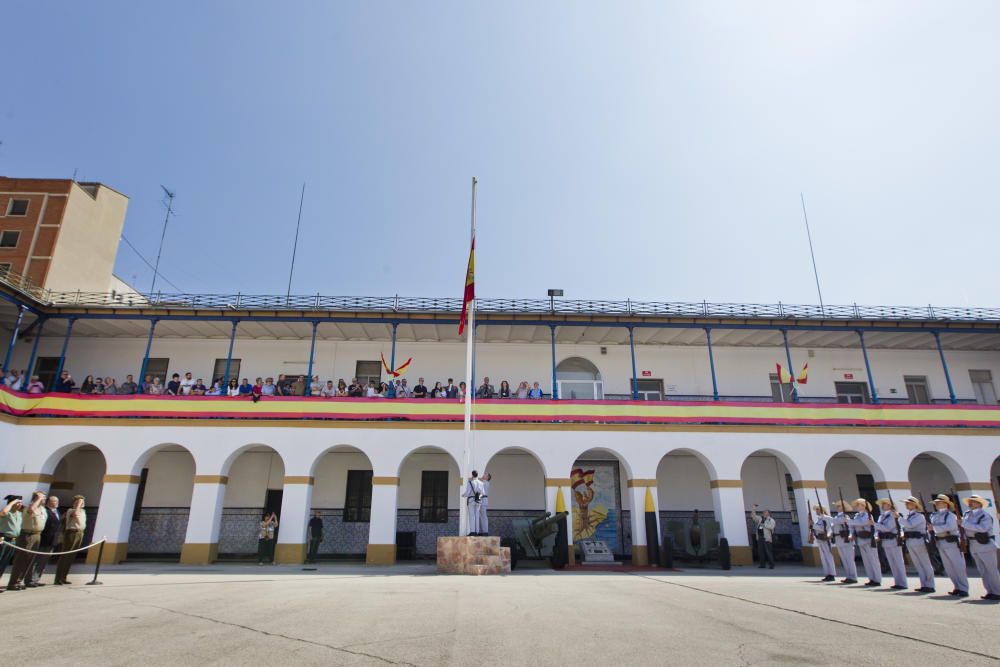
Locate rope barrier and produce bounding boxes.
[0,536,107,557]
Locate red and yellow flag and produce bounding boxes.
[796,363,809,385]
[775,363,793,384]
[458,237,475,334]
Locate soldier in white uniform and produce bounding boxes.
[479,473,491,536]
[811,504,836,582]
[961,495,1000,601]
[848,499,881,586]
[900,496,935,593]
[876,498,908,590]
[929,494,968,597]
[831,501,858,584]
[461,470,486,536]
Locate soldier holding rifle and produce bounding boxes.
[810,495,836,582]
[831,489,858,584]
[875,494,908,590]
[848,498,881,586]
[961,495,1000,601]
[930,494,968,597]
[900,496,935,593]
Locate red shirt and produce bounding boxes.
[251,384,263,397]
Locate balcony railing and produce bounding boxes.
[2,267,999,322]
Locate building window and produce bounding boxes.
[856,474,877,513]
[0,231,19,248]
[0,263,10,278]
[5,199,28,216]
[36,357,60,391]
[835,381,870,404]
[630,379,663,400]
[784,473,798,524]
[355,360,381,387]
[212,358,242,384]
[131,468,149,521]
[143,358,170,383]
[903,375,931,404]
[556,357,603,400]
[419,470,449,523]
[343,470,373,522]
[770,373,794,402]
[970,370,998,405]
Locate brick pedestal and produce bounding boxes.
[437,536,511,575]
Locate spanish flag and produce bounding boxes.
[796,363,809,385]
[776,363,793,384]
[458,237,475,335]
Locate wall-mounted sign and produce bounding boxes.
[844,373,854,380]
[641,370,652,377]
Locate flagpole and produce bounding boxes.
[460,177,477,537]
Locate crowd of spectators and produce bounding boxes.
[3,369,548,400]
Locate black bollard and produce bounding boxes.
[644,510,660,567]
[719,537,732,570]
[86,540,105,586]
[661,533,674,569]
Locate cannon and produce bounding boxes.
[512,511,569,567]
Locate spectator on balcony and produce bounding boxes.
[81,375,96,394]
[348,379,364,398]
[140,375,153,393]
[445,378,458,399]
[3,369,21,391]
[458,381,467,401]
[365,382,378,398]
[413,378,428,399]
[165,373,180,395]
[148,377,164,395]
[321,380,336,397]
[385,381,396,399]
[309,375,321,396]
[26,376,44,394]
[251,378,263,402]
[336,380,348,397]
[119,375,137,395]
[261,378,277,396]
[499,380,511,399]
[54,371,75,393]
[430,381,445,398]
[398,378,410,398]
[528,382,544,399]
[276,374,293,396]
[238,378,253,396]
[104,377,118,395]
[292,375,306,396]
[515,381,529,399]
[91,377,106,395]
[191,379,207,396]
[180,372,195,396]
[227,379,240,397]
[206,381,224,396]
[476,377,495,399]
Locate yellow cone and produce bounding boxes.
[555,488,566,513]
[645,487,655,512]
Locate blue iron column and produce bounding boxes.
[52,317,76,389]
[781,329,798,402]
[550,324,558,399]
[705,327,720,401]
[389,322,398,372]
[137,319,158,393]
[304,321,318,395]
[223,320,239,390]
[23,317,46,383]
[932,331,957,404]
[628,326,639,400]
[2,305,26,376]
[857,330,879,404]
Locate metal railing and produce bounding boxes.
[2,269,999,322]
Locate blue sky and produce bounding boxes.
[2,2,998,306]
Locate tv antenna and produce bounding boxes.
[150,185,176,295]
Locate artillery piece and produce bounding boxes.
[510,511,569,569]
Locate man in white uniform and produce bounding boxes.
[962,495,1000,601]
[831,501,858,584]
[900,496,935,593]
[479,473,491,536]
[930,494,968,597]
[848,499,881,587]
[811,504,836,582]
[461,470,485,536]
[876,498,908,590]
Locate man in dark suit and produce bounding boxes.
[27,495,61,586]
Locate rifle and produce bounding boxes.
[838,486,851,542]
[814,488,829,541]
[917,491,934,545]
[951,490,968,553]
[886,487,904,546]
[807,494,815,545]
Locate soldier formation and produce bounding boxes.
[807,493,1000,600]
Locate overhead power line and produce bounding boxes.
[120,233,184,293]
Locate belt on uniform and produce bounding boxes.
[855,530,873,539]
[939,535,959,543]
[20,531,40,535]
[63,529,82,533]
[877,531,897,537]
[903,531,924,539]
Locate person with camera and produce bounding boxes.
[461,470,486,536]
[0,494,25,585]
[961,495,1000,600]
[54,495,86,585]
[6,491,47,590]
[257,512,279,565]
[750,505,775,569]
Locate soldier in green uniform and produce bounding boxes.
[7,491,46,590]
[55,495,87,585]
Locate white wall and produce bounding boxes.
[51,447,105,503]
[909,456,956,498]
[398,453,460,509]
[657,454,715,511]
[824,455,872,502]
[15,333,999,402]
[312,452,372,507]
[481,452,545,510]
[740,455,792,512]
[223,451,285,507]
[140,450,195,507]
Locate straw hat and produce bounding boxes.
[962,494,988,509]
[852,498,872,512]
[931,494,954,510]
[876,497,895,509]
[831,500,847,511]
[812,504,826,513]
[903,496,923,511]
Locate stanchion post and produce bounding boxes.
[86,539,106,585]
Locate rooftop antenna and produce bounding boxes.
[286,182,306,300]
[151,185,175,295]
[800,192,825,315]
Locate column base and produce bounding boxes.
[366,543,397,565]
[179,543,218,564]
[801,546,822,567]
[631,545,649,566]
[86,542,129,565]
[274,543,306,564]
[567,544,576,566]
[729,546,753,566]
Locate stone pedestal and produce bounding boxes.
[437,536,511,575]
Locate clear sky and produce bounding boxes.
[2,2,998,306]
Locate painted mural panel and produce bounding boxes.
[571,461,621,552]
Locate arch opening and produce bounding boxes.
[48,443,107,552]
[570,447,629,557]
[656,449,716,563]
[127,444,196,560]
[218,446,285,560]
[740,450,802,561]
[397,445,461,557]
[557,356,603,400]
[310,445,374,559]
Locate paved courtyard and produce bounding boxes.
[1,562,997,665]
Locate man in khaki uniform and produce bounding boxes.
[55,495,86,585]
[7,491,46,590]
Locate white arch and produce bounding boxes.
[308,444,374,478]
[482,445,548,479]
[823,449,887,485]
[566,445,635,480]
[220,443,286,477]
[907,450,971,487]
[396,444,462,477]
[657,447,720,482]
[739,447,804,482]
[127,442,199,477]
[41,441,108,476]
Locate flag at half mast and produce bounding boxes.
[459,238,475,335]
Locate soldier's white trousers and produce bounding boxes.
[467,500,482,535]
[881,539,908,588]
[905,538,935,589]
[817,540,836,576]
[936,539,968,593]
[969,541,1000,596]
[834,537,858,580]
[857,540,882,583]
[480,503,489,535]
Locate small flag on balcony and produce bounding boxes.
[775,363,793,384]
[458,237,475,335]
[796,363,809,385]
